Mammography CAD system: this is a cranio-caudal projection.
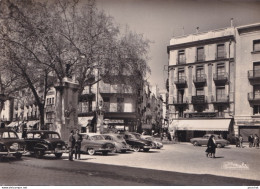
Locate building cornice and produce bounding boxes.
[168,58,235,69]
[237,24,260,35]
[167,35,235,53]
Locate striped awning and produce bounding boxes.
[170,119,231,131]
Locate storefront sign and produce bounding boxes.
[237,120,260,125]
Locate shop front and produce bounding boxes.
[236,119,260,142]
[169,119,233,142]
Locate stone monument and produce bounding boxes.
[54,77,79,140]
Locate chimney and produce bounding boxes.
[230,18,234,27]
[196,27,199,34]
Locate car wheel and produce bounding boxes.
[143,148,150,152]
[193,141,199,146]
[133,146,140,152]
[217,143,222,148]
[87,149,95,155]
[102,151,108,156]
[54,153,63,158]
[14,153,22,159]
[35,150,44,159]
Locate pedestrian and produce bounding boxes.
[254,134,259,149]
[74,129,82,160]
[0,122,5,128]
[248,134,254,148]
[22,122,27,138]
[239,135,243,148]
[235,135,240,147]
[205,135,216,158]
[68,130,75,161]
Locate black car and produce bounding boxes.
[121,132,154,152]
[24,130,68,158]
[0,128,26,159]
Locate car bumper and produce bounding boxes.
[0,150,26,156]
[45,149,69,154]
[143,146,152,149]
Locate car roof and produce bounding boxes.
[27,130,59,134]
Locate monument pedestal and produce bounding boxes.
[53,77,79,140]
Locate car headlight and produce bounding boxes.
[10,143,19,150]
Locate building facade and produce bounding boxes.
[234,23,260,140]
[167,27,235,142]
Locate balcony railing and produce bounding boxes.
[193,74,207,85]
[248,70,260,80]
[213,73,228,85]
[174,76,187,87]
[211,95,229,104]
[248,92,260,102]
[173,97,188,105]
[192,95,207,104]
[184,112,218,118]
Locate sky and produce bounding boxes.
[95,0,260,91]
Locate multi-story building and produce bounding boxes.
[234,23,260,140]
[167,25,235,142]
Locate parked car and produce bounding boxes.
[141,135,163,149]
[0,128,26,159]
[131,132,157,149]
[102,134,130,153]
[121,132,154,152]
[190,134,229,148]
[24,130,68,158]
[80,133,115,155]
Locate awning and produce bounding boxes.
[7,121,19,127]
[169,119,231,131]
[78,116,93,127]
[27,120,40,127]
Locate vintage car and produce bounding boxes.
[190,134,229,148]
[141,135,163,149]
[0,128,26,159]
[24,130,68,158]
[121,132,154,152]
[102,134,130,153]
[80,133,115,155]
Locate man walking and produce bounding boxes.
[68,130,75,161]
[248,134,254,148]
[74,129,82,160]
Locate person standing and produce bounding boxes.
[239,135,243,148]
[254,134,259,149]
[205,135,216,158]
[74,129,82,160]
[68,130,75,161]
[248,134,254,148]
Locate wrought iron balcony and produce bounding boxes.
[192,95,207,104]
[174,76,187,87]
[248,92,260,102]
[213,73,228,85]
[193,74,207,86]
[184,112,218,118]
[248,70,260,81]
[211,95,229,104]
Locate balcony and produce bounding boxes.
[192,95,207,104]
[174,76,187,88]
[248,92,260,103]
[211,95,229,104]
[173,97,188,106]
[176,57,186,64]
[213,73,228,85]
[248,70,260,83]
[193,74,206,86]
[215,52,226,60]
[184,112,217,118]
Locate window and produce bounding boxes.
[196,88,204,96]
[178,69,185,81]
[216,87,225,101]
[217,44,225,58]
[196,66,204,79]
[217,106,224,117]
[254,85,260,99]
[103,97,110,112]
[196,47,204,61]
[178,50,185,64]
[177,89,184,103]
[253,105,260,115]
[178,107,184,118]
[253,40,260,52]
[117,98,124,112]
[253,62,260,77]
[216,63,225,78]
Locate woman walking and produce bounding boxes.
[205,135,217,158]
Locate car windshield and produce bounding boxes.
[44,133,60,139]
[91,135,105,140]
[132,133,141,139]
[1,131,18,139]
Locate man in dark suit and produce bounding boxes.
[68,130,75,161]
[74,129,82,160]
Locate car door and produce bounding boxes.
[24,132,35,151]
[200,135,209,145]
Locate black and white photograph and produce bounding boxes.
[0,0,260,187]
